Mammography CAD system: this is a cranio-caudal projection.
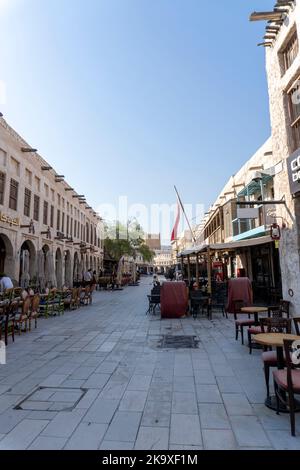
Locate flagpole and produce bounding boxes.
[174,185,196,243]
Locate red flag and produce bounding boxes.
[171,200,180,242]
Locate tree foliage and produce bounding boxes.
[104,220,155,263]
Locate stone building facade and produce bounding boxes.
[153,247,173,272]
[0,117,104,288]
[256,0,300,312]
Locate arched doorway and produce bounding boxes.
[19,240,37,288]
[64,250,72,287]
[55,248,63,288]
[0,234,14,280]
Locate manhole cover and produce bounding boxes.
[14,387,87,412]
[158,335,199,349]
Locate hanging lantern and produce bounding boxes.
[271,223,281,241]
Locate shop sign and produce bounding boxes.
[237,207,259,220]
[287,148,300,195]
[0,212,20,226]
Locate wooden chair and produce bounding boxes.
[260,317,292,398]
[274,339,300,436]
[4,300,19,345]
[233,300,256,345]
[29,294,40,330]
[14,296,31,334]
[82,286,91,306]
[0,302,8,343]
[248,307,282,354]
[293,317,300,336]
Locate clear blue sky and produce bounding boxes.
[0,0,274,225]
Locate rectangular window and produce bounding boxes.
[25,169,32,185]
[0,172,6,205]
[57,209,60,231]
[33,195,40,221]
[67,215,70,236]
[288,80,300,152]
[62,212,65,233]
[9,178,19,211]
[282,31,299,74]
[43,201,48,225]
[50,205,54,228]
[70,218,73,238]
[35,176,40,192]
[24,188,31,217]
[74,220,77,238]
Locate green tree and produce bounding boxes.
[104,220,155,263]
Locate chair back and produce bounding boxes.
[22,296,31,315]
[283,339,300,392]
[294,317,300,336]
[232,300,245,318]
[267,307,282,319]
[71,288,78,300]
[8,299,20,316]
[280,300,290,318]
[13,287,22,298]
[3,288,14,301]
[31,294,40,313]
[260,317,292,334]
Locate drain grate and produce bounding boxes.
[158,335,199,349]
[14,387,87,412]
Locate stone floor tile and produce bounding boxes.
[119,390,147,412]
[29,436,67,450]
[172,392,198,414]
[127,375,152,391]
[223,393,254,416]
[170,414,202,446]
[198,403,231,430]
[104,411,141,442]
[83,399,119,424]
[99,440,134,450]
[0,419,49,450]
[41,409,86,438]
[134,427,169,450]
[196,384,222,404]
[202,429,237,450]
[230,415,272,448]
[64,422,107,450]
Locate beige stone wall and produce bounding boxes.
[0,118,104,287]
[265,1,300,313]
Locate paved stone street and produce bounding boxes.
[0,278,299,450]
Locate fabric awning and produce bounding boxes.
[178,235,273,257]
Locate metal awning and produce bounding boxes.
[238,174,273,197]
[178,235,273,257]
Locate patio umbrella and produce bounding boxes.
[116,256,124,287]
[65,255,72,287]
[78,258,84,282]
[45,250,57,288]
[20,250,30,288]
[37,250,45,291]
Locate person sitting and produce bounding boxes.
[0,273,13,293]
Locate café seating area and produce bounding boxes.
[0,285,95,347]
[146,277,300,437]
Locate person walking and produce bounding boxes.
[0,273,13,293]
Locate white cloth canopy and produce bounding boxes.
[20,250,30,288]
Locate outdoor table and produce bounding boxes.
[240,306,269,325]
[255,333,300,413]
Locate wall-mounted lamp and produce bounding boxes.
[20,219,35,234]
